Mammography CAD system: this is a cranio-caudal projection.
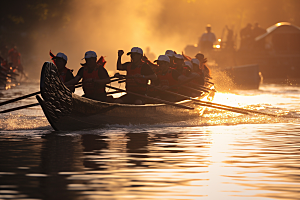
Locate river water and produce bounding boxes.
[0,82,300,200]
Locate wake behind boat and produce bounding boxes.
[37,62,214,131]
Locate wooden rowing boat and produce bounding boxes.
[37,62,214,131]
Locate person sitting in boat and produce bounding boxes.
[51,52,75,92]
[7,46,28,80]
[191,58,205,86]
[64,51,111,101]
[151,55,189,101]
[165,50,176,67]
[177,61,202,97]
[115,47,157,104]
[173,54,185,74]
[195,53,211,79]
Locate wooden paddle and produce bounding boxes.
[180,85,210,93]
[0,91,41,107]
[189,82,216,92]
[0,103,40,114]
[72,76,123,88]
[106,85,194,110]
[151,86,288,117]
[0,76,121,107]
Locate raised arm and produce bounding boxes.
[117,50,126,70]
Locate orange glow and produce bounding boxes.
[21,0,300,79]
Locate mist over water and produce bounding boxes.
[23,0,300,79]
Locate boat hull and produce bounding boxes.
[37,62,212,131]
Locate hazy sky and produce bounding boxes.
[16,0,300,76]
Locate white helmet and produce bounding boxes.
[184,61,193,70]
[155,55,170,63]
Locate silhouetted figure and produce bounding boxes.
[198,24,216,54]
[7,46,28,79]
[240,23,253,51]
[252,23,267,51]
[252,23,267,38]
[225,25,235,50]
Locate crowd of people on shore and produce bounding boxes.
[52,47,212,104]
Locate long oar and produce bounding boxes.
[107,90,124,95]
[181,85,210,93]
[73,77,124,89]
[0,76,122,107]
[0,77,123,113]
[151,86,285,117]
[116,78,216,93]
[0,103,40,114]
[0,81,85,107]
[0,91,41,107]
[187,82,216,92]
[193,102,249,115]
[106,85,194,110]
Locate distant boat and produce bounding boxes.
[236,22,300,83]
[223,64,262,90]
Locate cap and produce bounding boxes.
[195,53,204,60]
[53,52,67,62]
[165,50,175,57]
[184,61,193,70]
[83,51,97,59]
[174,54,184,60]
[154,55,170,63]
[127,47,143,55]
[191,58,200,66]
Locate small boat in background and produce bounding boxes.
[223,64,262,90]
[235,22,300,83]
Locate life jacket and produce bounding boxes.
[191,70,204,86]
[126,61,148,93]
[181,66,191,76]
[7,48,21,67]
[157,68,178,92]
[59,67,72,83]
[1,60,9,71]
[157,69,178,91]
[82,66,105,96]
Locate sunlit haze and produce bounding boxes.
[1,0,298,79]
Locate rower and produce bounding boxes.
[51,52,75,92]
[191,58,205,86]
[65,51,110,101]
[151,55,190,101]
[195,53,211,79]
[115,47,157,104]
[181,61,203,97]
[173,54,185,74]
[165,50,176,67]
[7,46,28,79]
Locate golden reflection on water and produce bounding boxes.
[199,91,300,126]
[1,84,300,199]
[1,124,300,199]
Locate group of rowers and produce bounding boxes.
[52,47,211,104]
